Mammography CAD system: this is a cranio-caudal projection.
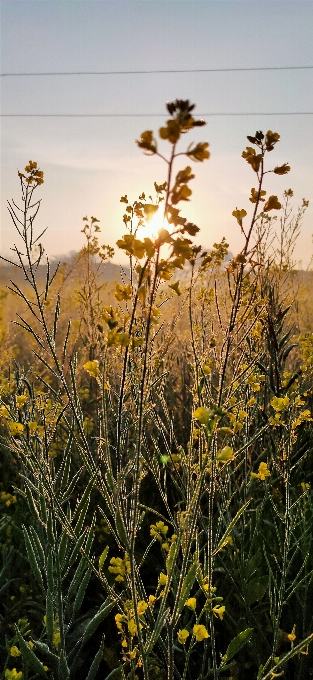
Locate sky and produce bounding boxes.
[1,0,313,266]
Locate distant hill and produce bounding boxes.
[0,256,130,288]
[1,252,311,291]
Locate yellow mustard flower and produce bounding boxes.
[109,554,131,582]
[114,283,132,302]
[201,578,216,594]
[177,629,189,645]
[287,624,296,643]
[185,598,197,611]
[148,595,156,607]
[8,422,24,436]
[0,405,9,418]
[292,410,313,430]
[1,491,17,507]
[137,601,148,615]
[216,446,234,463]
[212,605,225,620]
[9,647,21,657]
[193,407,212,426]
[251,462,271,481]
[127,649,137,660]
[16,396,28,408]
[5,670,23,680]
[83,360,99,378]
[115,613,126,631]
[301,482,310,492]
[193,624,210,642]
[158,573,167,587]
[150,521,169,540]
[52,631,61,650]
[128,619,137,636]
[251,321,263,340]
[271,396,290,412]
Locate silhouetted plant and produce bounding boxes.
[0,104,312,680]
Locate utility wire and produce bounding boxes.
[1,66,313,77]
[1,112,312,117]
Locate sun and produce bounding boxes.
[137,206,169,241]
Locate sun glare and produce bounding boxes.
[137,206,169,241]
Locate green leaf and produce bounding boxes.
[246,576,268,607]
[24,482,40,520]
[176,557,198,620]
[213,500,250,556]
[67,531,86,570]
[58,531,69,568]
[73,565,92,613]
[207,662,236,676]
[22,525,44,588]
[45,590,54,642]
[61,466,83,503]
[145,607,170,655]
[106,470,115,491]
[58,432,73,489]
[115,507,128,547]
[86,635,105,680]
[99,546,109,571]
[28,527,45,568]
[84,516,96,557]
[82,598,115,645]
[15,627,47,677]
[103,669,123,680]
[47,549,54,592]
[166,541,177,575]
[221,628,253,665]
[67,556,87,599]
[58,650,70,680]
[33,639,59,665]
[47,511,55,545]
[73,472,97,535]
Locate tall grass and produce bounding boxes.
[1,101,313,680]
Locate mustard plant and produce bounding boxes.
[1,104,313,680]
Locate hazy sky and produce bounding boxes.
[1,0,313,265]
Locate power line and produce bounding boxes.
[1,66,313,77]
[1,112,312,118]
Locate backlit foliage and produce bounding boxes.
[0,101,312,680]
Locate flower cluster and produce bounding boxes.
[251,462,271,481]
[108,553,131,582]
[0,491,17,507]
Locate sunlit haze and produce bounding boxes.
[1,1,313,266]
[137,207,168,242]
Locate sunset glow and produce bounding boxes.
[137,206,169,242]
